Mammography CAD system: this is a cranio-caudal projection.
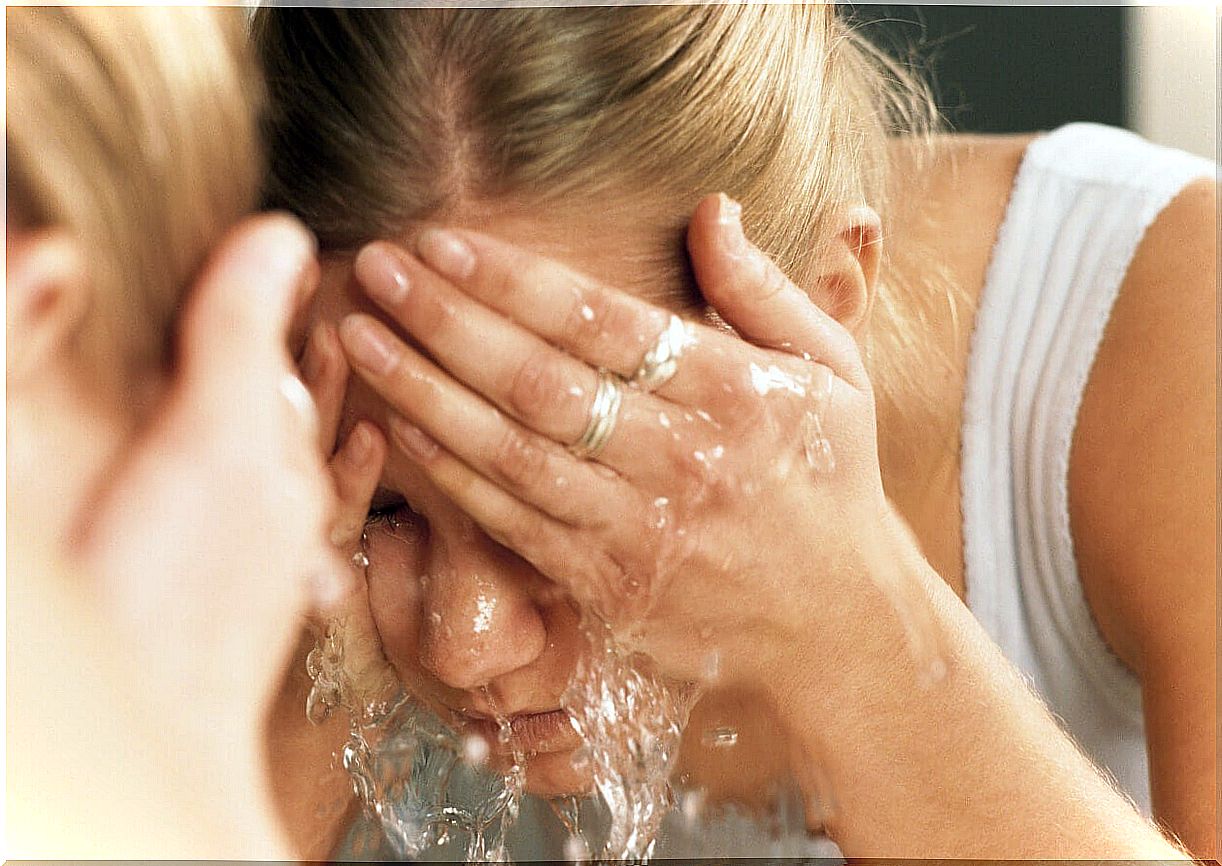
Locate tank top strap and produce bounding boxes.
[960,122,1214,813]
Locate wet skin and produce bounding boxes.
[311,211,692,797]
[308,202,813,804]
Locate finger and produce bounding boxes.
[177,213,319,394]
[686,193,869,392]
[300,321,349,455]
[329,420,386,552]
[338,314,633,526]
[356,241,604,445]
[386,417,629,613]
[396,231,754,409]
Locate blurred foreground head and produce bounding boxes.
[7,6,264,400]
[7,7,264,536]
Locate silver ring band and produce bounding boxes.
[569,369,624,460]
[631,314,688,392]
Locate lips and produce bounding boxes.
[468,708,579,755]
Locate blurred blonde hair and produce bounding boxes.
[6,7,265,395]
[252,5,941,406]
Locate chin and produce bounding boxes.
[491,749,592,797]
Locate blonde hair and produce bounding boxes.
[6,7,265,395]
[253,6,940,405]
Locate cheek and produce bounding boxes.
[365,527,428,681]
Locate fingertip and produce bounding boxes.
[687,192,751,307]
[342,420,386,470]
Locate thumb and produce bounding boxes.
[686,193,868,392]
[176,213,318,395]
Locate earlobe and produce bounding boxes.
[6,229,89,386]
[811,205,882,336]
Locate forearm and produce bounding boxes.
[773,527,1186,858]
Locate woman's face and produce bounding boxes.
[312,207,693,796]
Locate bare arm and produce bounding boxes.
[1071,176,1218,858]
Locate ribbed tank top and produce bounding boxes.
[960,123,1215,816]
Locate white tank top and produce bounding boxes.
[960,122,1215,816]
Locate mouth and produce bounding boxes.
[465,708,580,756]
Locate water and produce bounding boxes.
[306,612,694,863]
[560,616,692,861]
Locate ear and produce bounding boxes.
[809,205,882,336]
[6,228,89,388]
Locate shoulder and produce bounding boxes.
[1068,169,1216,854]
[1069,173,1216,671]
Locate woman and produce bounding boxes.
[254,6,1216,859]
[7,7,348,856]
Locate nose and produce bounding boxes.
[417,517,548,692]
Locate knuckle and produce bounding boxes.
[492,426,550,491]
[585,549,629,608]
[507,348,572,427]
[410,288,460,338]
[754,259,790,304]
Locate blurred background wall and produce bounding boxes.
[849,3,1217,161]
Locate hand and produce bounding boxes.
[73,214,347,748]
[297,319,399,717]
[335,194,939,699]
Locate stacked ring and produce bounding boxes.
[569,369,624,460]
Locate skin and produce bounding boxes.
[8,215,342,857]
[272,135,1215,858]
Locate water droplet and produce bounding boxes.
[802,411,836,474]
[649,497,670,531]
[569,746,591,772]
[461,733,489,766]
[497,719,513,745]
[563,833,589,863]
[351,550,370,569]
[701,726,739,749]
[679,787,707,826]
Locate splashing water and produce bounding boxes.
[561,616,694,861]
[305,617,529,863]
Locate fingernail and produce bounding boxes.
[717,193,746,254]
[356,244,411,306]
[389,415,440,462]
[417,229,475,281]
[339,316,399,375]
[344,423,373,467]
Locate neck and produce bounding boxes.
[7,367,134,553]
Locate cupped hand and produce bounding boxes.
[74,214,348,738]
[337,194,935,694]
